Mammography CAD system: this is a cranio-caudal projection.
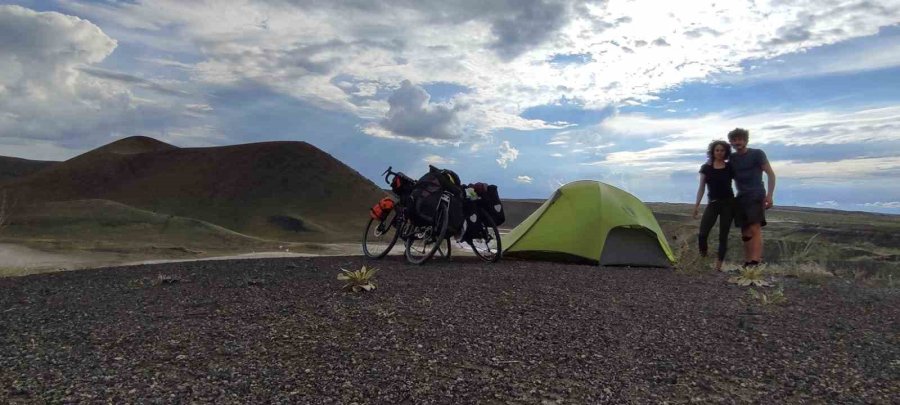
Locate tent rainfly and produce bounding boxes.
[503,180,675,267]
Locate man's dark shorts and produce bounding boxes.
[734,191,766,228]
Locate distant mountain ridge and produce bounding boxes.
[0,156,57,184]
[1,136,387,242]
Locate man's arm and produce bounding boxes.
[762,162,776,209]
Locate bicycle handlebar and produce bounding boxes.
[382,166,397,185]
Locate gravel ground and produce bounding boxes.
[1,256,898,404]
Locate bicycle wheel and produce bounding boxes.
[362,209,400,259]
[436,237,452,260]
[405,202,450,265]
[469,208,502,263]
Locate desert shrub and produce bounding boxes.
[766,235,835,285]
[776,233,819,266]
[338,265,378,292]
[728,265,773,287]
[672,230,714,275]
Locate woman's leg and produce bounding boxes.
[716,199,735,270]
[698,201,719,257]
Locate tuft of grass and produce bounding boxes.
[672,230,714,275]
[337,265,378,292]
[776,233,819,266]
[766,234,835,285]
[765,261,834,285]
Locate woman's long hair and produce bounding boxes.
[707,140,731,163]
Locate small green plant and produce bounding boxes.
[338,265,378,292]
[748,284,786,305]
[728,266,772,287]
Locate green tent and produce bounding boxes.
[503,180,675,267]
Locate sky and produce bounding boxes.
[1,0,900,214]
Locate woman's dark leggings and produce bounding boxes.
[699,198,735,261]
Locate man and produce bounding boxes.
[728,128,776,268]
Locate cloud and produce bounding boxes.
[51,0,900,139]
[496,141,519,168]
[0,5,191,150]
[488,0,570,60]
[585,104,900,164]
[727,28,900,82]
[372,80,465,141]
[569,103,900,184]
[815,200,839,207]
[774,156,900,181]
[861,201,900,209]
[515,175,534,184]
[78,66,188,96]
[423,155,456,166]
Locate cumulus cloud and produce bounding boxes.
[496,141,519,168]
[371,80,465,141]
[815,201,839,207]
[0,5,194,152]
[515,175,534,184]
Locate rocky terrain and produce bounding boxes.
[1,256,897,403]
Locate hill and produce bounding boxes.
[1,136,388,242]
[0,156,57,183]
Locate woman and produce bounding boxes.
[692,140,735,272]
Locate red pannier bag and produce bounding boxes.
[370,197,395,220]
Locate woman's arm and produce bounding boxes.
[693,173,706,219]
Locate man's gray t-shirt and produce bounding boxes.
[730,148,768,196]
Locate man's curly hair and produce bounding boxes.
[707,140,731,162]
[727,127,749,142]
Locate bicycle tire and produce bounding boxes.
[405,201,450,265]
[436,237,452,260]
[469,208,502,263]
[362,209,400,259]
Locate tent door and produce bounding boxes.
[599,226,670,267]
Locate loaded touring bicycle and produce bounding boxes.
[362,166,504,265]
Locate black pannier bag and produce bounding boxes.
[410,166,465,235]
[390,172,417,198]
[476,184,505,227]
[460,199,480,242]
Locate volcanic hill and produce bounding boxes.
[1,136,387,242]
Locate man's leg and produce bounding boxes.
[751,223,764,262]
[741,225,753,264]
